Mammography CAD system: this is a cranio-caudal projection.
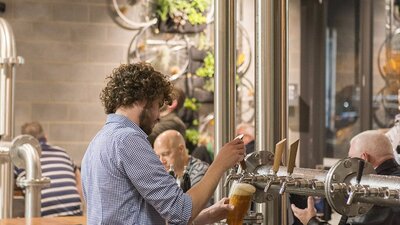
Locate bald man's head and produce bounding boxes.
[348,130,394,167]
[154,130,187,174]
[155,130,185,149]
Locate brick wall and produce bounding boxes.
[3,0,137,165]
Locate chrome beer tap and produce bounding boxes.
[279,140,299,194]
[225,167,242,187]
[346,160,365,205]
[264,139,286,193]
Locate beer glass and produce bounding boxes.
[226,183,256,225]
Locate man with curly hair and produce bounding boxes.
[81,63,245,225]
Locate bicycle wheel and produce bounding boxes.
[203,21,252,76]
[128,26,190,81]
[373,84,400,128]
[111,0,157,30]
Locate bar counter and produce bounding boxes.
[0,216,86,225]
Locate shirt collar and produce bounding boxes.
[375,158,399,174]
[106,113,148,138]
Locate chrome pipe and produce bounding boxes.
[255,0,274,155]
[255,0,274,223]
[0,17,23,220]
[255,166,328,181]
[11,135,50,218]
[19,144,42,218]
[0,17,20,142]
[353,174,400,190]
[214,0,237,202]
[0,142,13,219]
[255,0,288,224]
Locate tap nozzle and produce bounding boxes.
[279,181,288,194]
[346,185,358,205]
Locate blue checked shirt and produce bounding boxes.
[81,114,193,225]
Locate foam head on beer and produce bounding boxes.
[229,183,256,197]
[227,183,256,225]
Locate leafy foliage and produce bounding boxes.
[155,0,211,25]
[195,52,214,78]
[186,128,200,145]
[184,97,200,111]
[156,0,171,22]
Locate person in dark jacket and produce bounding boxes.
[147,87,186,146]
[291,130,400,225]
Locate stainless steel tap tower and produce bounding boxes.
[0,17,49,219]
[225,149,400,222]
[214,0,289,224]
[214,0,400,224]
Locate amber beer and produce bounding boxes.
[226,183,256,225]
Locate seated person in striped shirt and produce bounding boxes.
[15,122,83,217]
[154,130,209,191]
[81,63,245,225]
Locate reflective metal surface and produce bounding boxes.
[226,152,400,219]
[325,158,375,217]
[11,135,50,218]
[255,0,289,223]
[0,142,13,219]
[0,17,23,142]
[214,0,237,203]
[0,17,23,219]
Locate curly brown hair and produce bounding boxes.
[100,63,173,114]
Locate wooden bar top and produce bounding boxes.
[0,216,86,225]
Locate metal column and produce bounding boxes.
[0,143,13,218]
[214,0,237,202]
[255,0,288,224]
[0,17,23,219]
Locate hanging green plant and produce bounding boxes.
[155,0,211,33]
[186,128,200,146]
[195,51,214,78]
[184,97,201,111]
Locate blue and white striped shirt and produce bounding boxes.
[15,138,82,217]
[81,114,192,225]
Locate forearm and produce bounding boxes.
[187,163,225,222]
[190,209,209,225]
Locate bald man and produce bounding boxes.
[292,130,400,225]
[154,130,209,188]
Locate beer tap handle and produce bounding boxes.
[239,160,247,172]
[356,160,365,184]
[265,139,285,193]
[279,140,299,195]
[287,139,299,175]
[346,159,365,205]
[235,134,247,172]
[273,139,286,174]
